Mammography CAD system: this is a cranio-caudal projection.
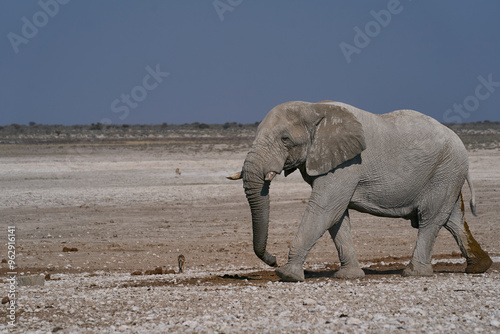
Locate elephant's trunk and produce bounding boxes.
[242,154,277,267]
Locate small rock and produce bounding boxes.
[345,317,363,326]
[303,298,317,306]
[145,267,163,275]
[1,297,10,304]
[17,275,45,286]
[279,311,291,317]
[1,259,7,263]
[183,320,197,328]
[62,247,78,252]
[130,271,143,276]
[491,320,500,328]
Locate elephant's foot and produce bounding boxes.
[466,254,492,274]
[402,261,433,277]
[276,263,304,282]
[333,266,365,279]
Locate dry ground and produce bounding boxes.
[0,138,499,333]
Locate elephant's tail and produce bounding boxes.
[466,171,477,217]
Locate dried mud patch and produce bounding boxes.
[107,259,500,290]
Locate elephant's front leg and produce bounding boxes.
[276,176,355,282]
[328,212,365,279]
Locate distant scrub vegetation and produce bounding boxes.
[0,121,499,149]
[0,121,261,132]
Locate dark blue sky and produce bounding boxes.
[1,1,499,125]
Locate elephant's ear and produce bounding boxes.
[306,103,366,176]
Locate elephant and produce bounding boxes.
[227,100,492,282]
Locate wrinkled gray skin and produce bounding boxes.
[235,101,492,282]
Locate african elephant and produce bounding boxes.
[228,101,492,282]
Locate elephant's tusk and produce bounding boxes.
[265,171,276,182]
[226,171,242,180]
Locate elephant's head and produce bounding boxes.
[229,101,366,267]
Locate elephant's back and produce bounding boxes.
[380,108,445,131]
[320,102,467,157]
[364,108,468,181]
[378,109,466,153]
[352,108,469,215]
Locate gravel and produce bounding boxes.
[3,267,500,333]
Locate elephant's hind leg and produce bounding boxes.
[328,212,365,279]
[444,193,492,274]
[403,180,464,277]
[402,222,441,277]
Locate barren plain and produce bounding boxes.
[0,123,499,333]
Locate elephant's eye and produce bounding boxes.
[281,136,290,144]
